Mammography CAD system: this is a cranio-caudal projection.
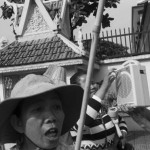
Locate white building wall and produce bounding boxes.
[0,74,4,102]
[66,66,77,84]
[93,54,150,131]
[94,54,150,95]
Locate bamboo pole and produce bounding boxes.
[74,0,106,150]
[1,145,5,150]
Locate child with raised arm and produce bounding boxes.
[70,70,128,150]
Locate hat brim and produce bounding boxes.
[0,84,83,144]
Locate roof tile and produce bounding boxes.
[44,48,49,55]
[49,47,54,54]
[51,41,56,47]
[53,47,58,54]
[61,46,66,53]
[37,49,43,56]
[0,35,82,67]
[28,57,35,63]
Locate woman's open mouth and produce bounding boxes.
[45,128,59,140]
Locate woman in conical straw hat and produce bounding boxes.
[0,65,83,150]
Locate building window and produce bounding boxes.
[3,75,24,99]
[3,71,44,99]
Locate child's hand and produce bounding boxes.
[117,131,127,150]
[120,131,127,149]
[102,68,117,90]
[95,69,117,100]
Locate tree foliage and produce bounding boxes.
[0,2,14,19]
[0,0,120,31]
[70,0,120,30]
[83,39,129,60]
[96,40,129,59]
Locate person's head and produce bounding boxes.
[0,65,83,150]
[70,71,102,96]
[70,71,86,89]
[12,91,64,149]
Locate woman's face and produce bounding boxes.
[15,92,65,150]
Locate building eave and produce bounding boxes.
[0,57,100,74]
[0,59,84,73]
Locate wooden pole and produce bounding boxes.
[1,145,5,150]
[74,0,106,150]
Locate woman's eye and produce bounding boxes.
[54,104,62,111]
[33,107,43,112]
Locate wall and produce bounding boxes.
[0,65,77,102]
[94,54,150,94]
[0,74,4,102]
[93,54,150,131]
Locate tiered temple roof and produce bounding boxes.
[0,35,87,67]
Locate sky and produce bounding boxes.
[75,0,139,38]
[0,0,139,43]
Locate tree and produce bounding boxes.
[83,39,129,60]
[0,0,120,38]
[70,0,120,30]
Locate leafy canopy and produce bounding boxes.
[70,0,120,30]
[0,0,120,31]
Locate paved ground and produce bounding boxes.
[127,131,150,150]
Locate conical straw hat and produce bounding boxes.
[44,65,66,85]
[0,65,83,144]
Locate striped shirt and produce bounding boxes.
[70,95,128,149]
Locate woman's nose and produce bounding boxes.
[44,117,56,124]
[43,110,56,124]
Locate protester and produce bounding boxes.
[70,71,101,97]
[70,70,128,150]
[0,65,83,150]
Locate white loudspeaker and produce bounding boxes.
[110,60,150,106]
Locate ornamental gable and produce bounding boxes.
[4,0,71,40]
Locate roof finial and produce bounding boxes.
[0,37,9,50]
[77,27,84,50]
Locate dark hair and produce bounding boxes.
[70,70,86,85]
[13,101,23,118]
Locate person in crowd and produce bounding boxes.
[70,71,101,97]
[0,65,83,150]
[70,70,128,150]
